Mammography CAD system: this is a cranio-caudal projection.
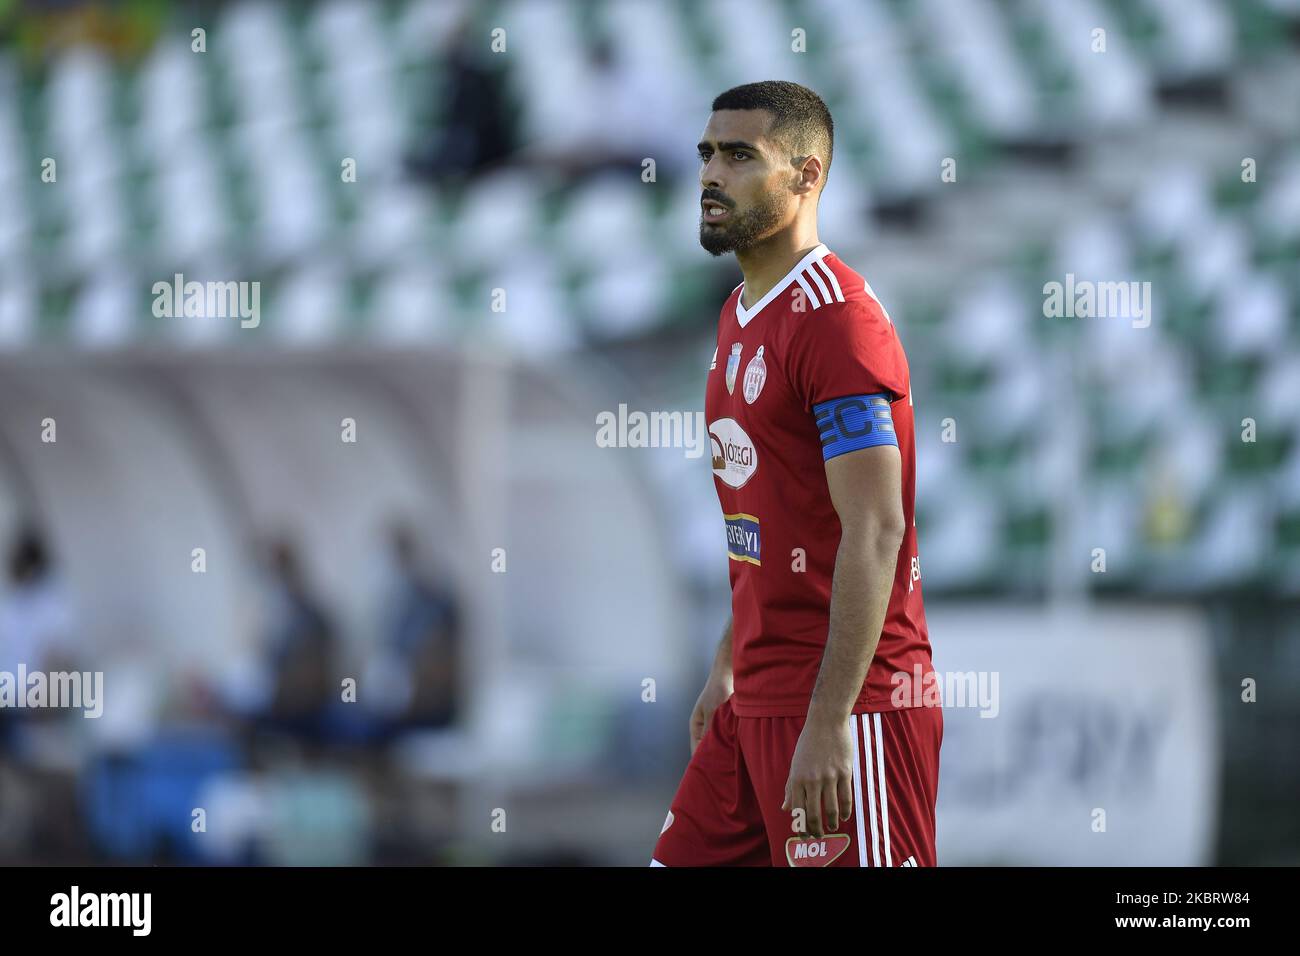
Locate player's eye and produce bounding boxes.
[732,151,749,160]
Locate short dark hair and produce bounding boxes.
[711,80,834,190]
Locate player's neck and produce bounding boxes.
[736,229,823,311]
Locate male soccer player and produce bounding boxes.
[652,81,941,867]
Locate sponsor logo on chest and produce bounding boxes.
[708,417,758,489]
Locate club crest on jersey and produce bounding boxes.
[785,834,850,867]
[725,342,743,394]
[743,346,767,404]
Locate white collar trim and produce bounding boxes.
[735,243,831,328]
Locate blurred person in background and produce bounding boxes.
[407,8,519,182]
[258,537,341,741]
[376,522,461,733]
[0,526,78,740]
[0,526,83,861]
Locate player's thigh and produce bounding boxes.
[739,714,859,867]
[651,698,770,867]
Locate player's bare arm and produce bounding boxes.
[783,443,905,838]
[690,616,734,754]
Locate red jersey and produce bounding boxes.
[705,243,934,717]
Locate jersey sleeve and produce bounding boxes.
[784,297,907,412]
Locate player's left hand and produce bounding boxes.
[782,715,854,839]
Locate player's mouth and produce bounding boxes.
[702,201,731,223]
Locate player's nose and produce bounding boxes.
[699,158,724,191]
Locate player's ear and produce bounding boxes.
[794,155,823,195]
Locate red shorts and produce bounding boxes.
[652,698,942,867]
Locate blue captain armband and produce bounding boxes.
[813,393,897,461]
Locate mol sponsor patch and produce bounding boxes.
[785,834,851,867]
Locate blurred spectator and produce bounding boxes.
[258,538,341,739]
[407,12,519,181]
[0,526,78,740]
[0,526,75,673]
[0,525,80,858]
[370,522,461,732]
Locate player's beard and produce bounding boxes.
[699,188,789,257]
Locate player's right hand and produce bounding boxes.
[689,675,733,754]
